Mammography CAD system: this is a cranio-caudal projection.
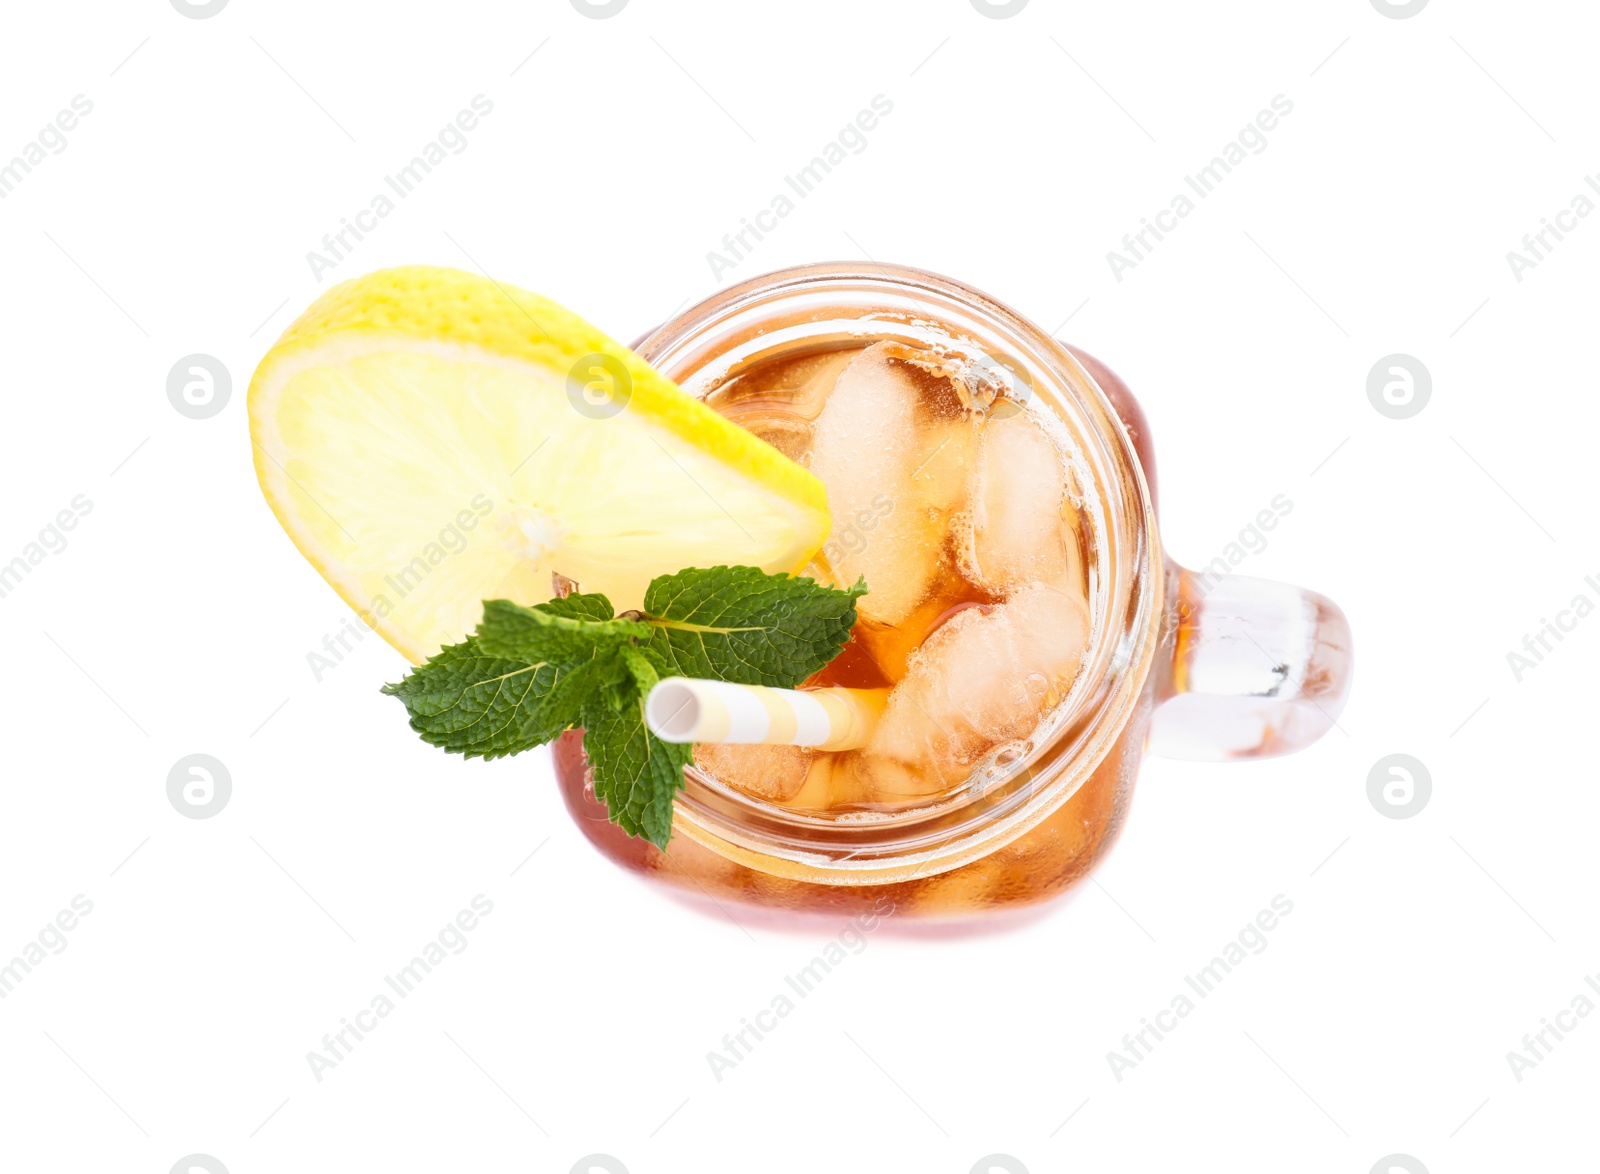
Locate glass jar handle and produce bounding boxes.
[1147,565,1353,760]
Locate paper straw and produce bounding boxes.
[645,677,887,752]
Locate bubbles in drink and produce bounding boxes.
[704,339,1093,812]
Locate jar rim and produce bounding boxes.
[633,262,1163,884]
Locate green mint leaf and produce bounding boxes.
[535,591,618,624]
[536,646,631,735]
[384,565,870,850]
[581,690,695,850]
[619,644,659,695]
[380,640,581,759]
[383,590,646,758]
[475,597,649,661]
[641,566,866,687]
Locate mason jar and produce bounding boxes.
[553,262,1352,926]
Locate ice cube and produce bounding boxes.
[736,411,814,464]
[781,753,837,810]
[910,419,976,516]
[720,348,858,420]
[694,742,813,803]
[854,574,979,683]
[848,749,944,803]
[868,584,1091,785]
[705,349,861,465]
[957,412,1078,595]
[807,343,943,625]
[786,751,879,811]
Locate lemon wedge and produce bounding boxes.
[249,266,830,662]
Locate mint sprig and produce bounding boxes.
[382,566,867,848]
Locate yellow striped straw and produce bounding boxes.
[644,677,887,752]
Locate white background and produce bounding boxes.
[1,1,1595,1172]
